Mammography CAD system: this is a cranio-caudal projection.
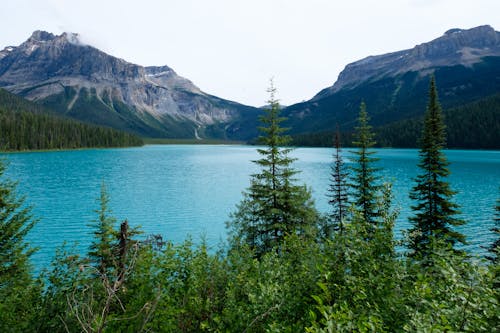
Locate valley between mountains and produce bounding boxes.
[0,25,499,148]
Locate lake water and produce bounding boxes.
[2,145,499,271]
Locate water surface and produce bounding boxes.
[2,145,499,270]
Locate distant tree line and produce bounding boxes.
[291,93,500,149]
[0,88,143,151]
[0,79,498,332]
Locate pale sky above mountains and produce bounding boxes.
[0,0,498,106]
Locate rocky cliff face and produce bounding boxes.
[314,25,500,99]
[283,25,500,135]
[0,31,258,138]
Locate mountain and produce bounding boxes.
[0,88,143,150]
[283,25,500,137]
[291,93,500,149]
[2,26,498,144]
[0,31,259,139]
[376,93,500,149]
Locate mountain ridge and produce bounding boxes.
[0,30,259,139]
[0,26,498,143]
[282,25,500,139]
[313,25,500,100]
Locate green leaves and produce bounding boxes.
[0,159,40,332]
[2,81,499,332]
[326,126,349,237]
[409,76,465,257]
[403,248,498,332]
[228,82,319,257]
[350,102,382,227]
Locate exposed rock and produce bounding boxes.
[0,30,258,138]
[282,25,500,137]
[314,25,500,99]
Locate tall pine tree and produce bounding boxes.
[0,159,36,286]
[408,76,465,257]
[228,81,318,257]
[0,159,38,330]
[88,183,118,276]
[350,102,381,229]
[327,125,349,236]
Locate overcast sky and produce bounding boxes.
[0,0,498,106]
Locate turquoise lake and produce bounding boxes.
[2,145,500,271]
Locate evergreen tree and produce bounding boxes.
[0,159,36,286]
[228,81,318,257]
[327,125,349,236]
[88,183,117,276]
[0,88,143,151]
[408,76,465,257]
[0,159,38,330]
[350,102,381,229]
[488,190,500,263]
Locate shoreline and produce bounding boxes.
[0,144,144,154]
[143,138,245,145]
[2,141,500,153]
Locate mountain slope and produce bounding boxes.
[291,93,500,149]
[0,88,143,150]
[283,25,500,137]
[0,31,259,139]
[377,92,500,149]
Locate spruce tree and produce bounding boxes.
[0,159,38,331]
[327,125,349,236]
[228,81,318,257]
[408,76,465,257]
[0,159,36,286]
[350,102,381,229]
[89,183,118,276]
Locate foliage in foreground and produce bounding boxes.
[227,81,319,257]
[0,160,40,332]
[2,183,497,332]
[408,76,465,257]
[1,81,499,332]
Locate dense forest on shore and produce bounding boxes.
[291,93,500,149]
[0,89,144,151]
[0,80,499,332]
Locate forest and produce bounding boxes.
[0,79,499,332]
[291,93,500,149]
[0,89,143,151]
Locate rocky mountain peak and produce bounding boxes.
[26,30,84,45]
[314,25,500,99]
[443,25,497,41]
[411,25,499,59]
[145,65,175,77]
[61,32,84,45]
[444,28,463,35]
[0,31,143,83]
[28,30,56,42]
[0,30,257,139]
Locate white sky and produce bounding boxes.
[0,0,498,106]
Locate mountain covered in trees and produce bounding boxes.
[292,93,500,148]
[0,88,143,150]
[283,25,500,146]
[376,93,500,148]
[0,31,260,140]
[0,26,498,146]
